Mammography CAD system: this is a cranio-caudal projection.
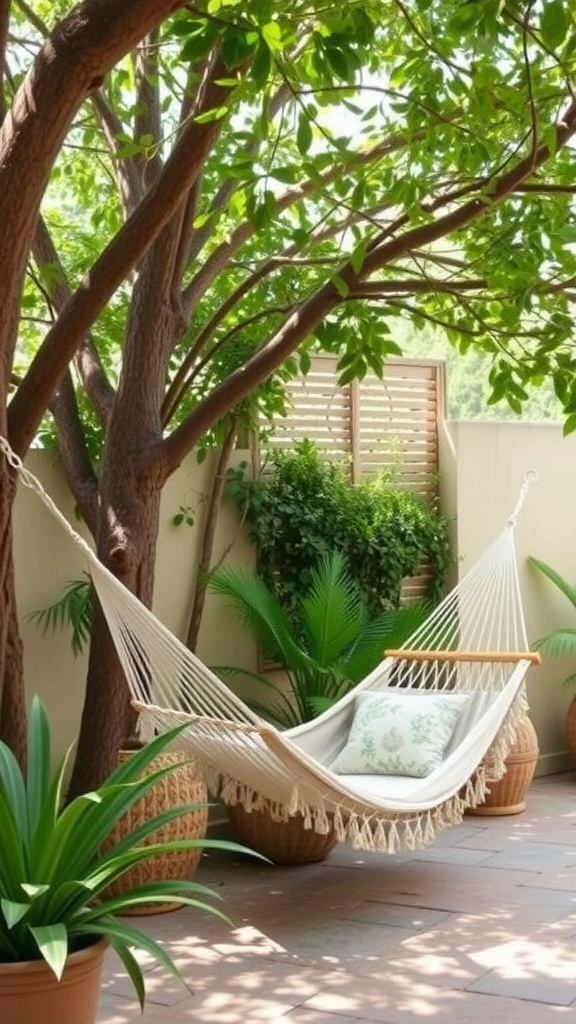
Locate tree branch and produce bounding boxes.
[32,213,115,426]
[159,95,576,471]
[348,278,486,297]
[181,131,430,315]
[48,372,100,535]
[8,50,235,453]
[90,89,144,217]
[0,0,190,425]
[132,29,163,188]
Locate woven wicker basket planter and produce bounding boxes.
[227,801,338,864]
[104,750,208,913]
[565,696,576,763]
[469,716,539,817]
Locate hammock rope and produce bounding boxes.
[1,436,540,853]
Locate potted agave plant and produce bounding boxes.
[0,696,247,1024]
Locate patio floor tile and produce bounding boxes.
[98,770,576,1023]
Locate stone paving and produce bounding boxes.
[98,771,576,1023]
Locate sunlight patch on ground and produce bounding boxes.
[473,938,575,979]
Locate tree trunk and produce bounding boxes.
[0,458,26,759]
[67,223,179,794]
[67,463,163,796]
[2,594,28,766]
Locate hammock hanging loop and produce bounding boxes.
[0,434,23,472]
[508,469,538,526]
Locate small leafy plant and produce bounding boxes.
[209,549,430,728]
[529,556,576,688]
[226,439,451,620]
[0,697,248,1007]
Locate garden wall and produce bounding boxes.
[12,420,576,773]
[446,420,576,775]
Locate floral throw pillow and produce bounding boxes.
[331,691,470,778]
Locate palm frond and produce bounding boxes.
[208,566,308,668]
[27,573,93,656]
[341,602,431,681]
[529,557,576,609]
[534,629,576,660]
[300,551,367,665]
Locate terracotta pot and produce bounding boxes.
[227,800,337,864]
[104,751,208,913]
[469,716,539,817]
[0,937,107,1024]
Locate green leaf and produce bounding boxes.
[29,923,68,980]
[261,21,283,51]
[0,741,28,841]
[26,695,52,835]
[296,113,312,155]
[350,238,368,275]
[563,412,576,436]
[251,40,272,85]
[1,898,30,928]
[331,274,350,298]
[110,939,146,1010]
[529,556,576,608]
[21,883,50,898]
[534,629,576,660]
[194,106,229,125]
[540,1,569,48]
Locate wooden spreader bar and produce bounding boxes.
[385,649,542,666]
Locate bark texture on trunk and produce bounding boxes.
[67,468,163,796]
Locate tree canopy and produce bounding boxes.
[1,0,576,783]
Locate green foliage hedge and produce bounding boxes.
[226,440,451,619]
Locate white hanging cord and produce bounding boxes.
[508,469,538,526]
[0,435,98,565]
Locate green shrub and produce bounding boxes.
[226,439,451,619]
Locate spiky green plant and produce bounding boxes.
[0,697,250,1008]
[529,556,576,688]
[28,573,93,657]
[208,549,430,728]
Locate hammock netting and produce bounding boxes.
[2,437,539,854]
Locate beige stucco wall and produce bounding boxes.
[446,421,576,775]
[13,449,256,762]
[12,425,576,774]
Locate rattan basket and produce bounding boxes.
[227,801,338,864]
[104,750,208,913]
[469,716,539,817]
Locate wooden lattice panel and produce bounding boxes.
[267,355,444,500]
[261,355,446,605]
[269,359,353,461]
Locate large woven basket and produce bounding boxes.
[227,801,338,864]
[469,716,539,817]
[104,750,208,913]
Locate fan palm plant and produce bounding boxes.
[208,549,430,728]
[529,556,576,687]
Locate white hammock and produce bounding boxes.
[2,438,540,854]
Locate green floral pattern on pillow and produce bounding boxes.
[331,691,470,777]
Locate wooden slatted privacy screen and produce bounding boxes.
[266,355,445,499]
[262,354,446,603]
